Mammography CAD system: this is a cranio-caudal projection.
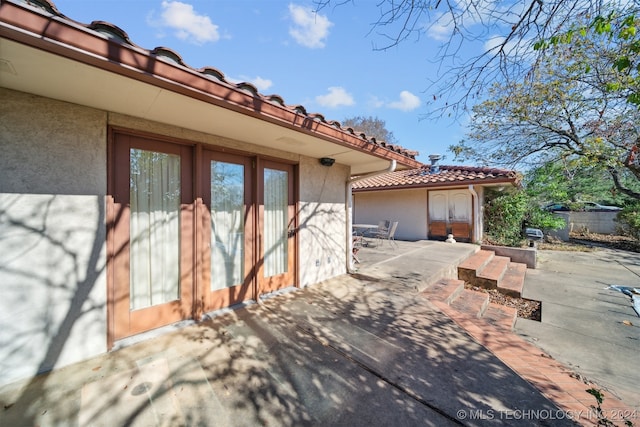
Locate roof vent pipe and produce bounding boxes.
[428,154,441,174]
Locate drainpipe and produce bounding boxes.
[346,160,397,272]
[468,184,480,243]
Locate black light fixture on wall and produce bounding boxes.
[319,157,335,167]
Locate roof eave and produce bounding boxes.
[0,0,422,174]
[351,177,519,192]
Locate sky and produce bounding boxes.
[50,0,496,165]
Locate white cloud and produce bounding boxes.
[160,1,219,45]
[388,91,421,111]
[484,35,503,52]
[226,75,273,92]
[367,95,385,108]
[251,76,273,91]
[427,1,524,42]
[427,13,454,41]
[288,4,333,49]
[316,87,355,108]
[484,35,520,55]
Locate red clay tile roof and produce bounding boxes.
[13,0,419,162]
[352,165,520,191]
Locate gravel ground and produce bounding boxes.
[464,284,542,321]
[539,231,640,253]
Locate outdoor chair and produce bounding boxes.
[376,221,398,247]
[364,220,389,238]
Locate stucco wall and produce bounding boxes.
[353,188,428,241]
[0,88,108,386]
[475,185,486,243]
[550,211,619,240]
[0,88,349,386]
[565,211,619,234]
[298,159,348,286]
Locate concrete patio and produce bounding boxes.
[1,240,633,426]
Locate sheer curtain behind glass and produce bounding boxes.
[210,161,244,290]
[129,149,180,310]
[264,168,287,277]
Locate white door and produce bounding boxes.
[449,191,471,222]
[428,190,472,240]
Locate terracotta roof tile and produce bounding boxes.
[352,165,520,190]
[20,0,418,161]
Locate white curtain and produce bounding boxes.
[210,161,244,290]
[264,168,288,277]
[129,149,181,310]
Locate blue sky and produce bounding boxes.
[51,0,495,165]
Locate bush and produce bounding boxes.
[616,202,640,240]
[525,207,566,232]
[484,189,566,247]
[484,191,529,246]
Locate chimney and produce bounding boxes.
[428,154,441,174]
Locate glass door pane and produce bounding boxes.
[129,148,181,310]
[210,160,245,290]
[263,168,288,277]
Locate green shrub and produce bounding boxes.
[525,207,566,231]
[484,189,566,246]
[616,202,640,240]
[484,191,529,246]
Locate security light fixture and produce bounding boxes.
[319,157,335,167]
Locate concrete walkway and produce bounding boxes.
[0,241,605,426]
[515,248,640,413]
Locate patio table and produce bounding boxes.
[353,224,379,247]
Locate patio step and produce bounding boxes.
[457,250,527,298]
[499,262,527,298]
[458,249,494,283]
[449,289,490,318]
[421,279,465,303]
[476,255,510,289]
[483,303,518,330]
[422,279,516,331]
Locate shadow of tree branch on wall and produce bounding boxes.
[0,194,107,425]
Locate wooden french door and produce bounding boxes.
[257,160,296,294]
[108,132,298,344]
[428,189,472,241]
[110,133,194,341]
[200,150,254,312]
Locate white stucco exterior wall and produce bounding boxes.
[476,186,486,243]
[353,188,428,241]
[0,89,108,386]
[298,159,348,287]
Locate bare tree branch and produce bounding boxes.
[314,0,629,119]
